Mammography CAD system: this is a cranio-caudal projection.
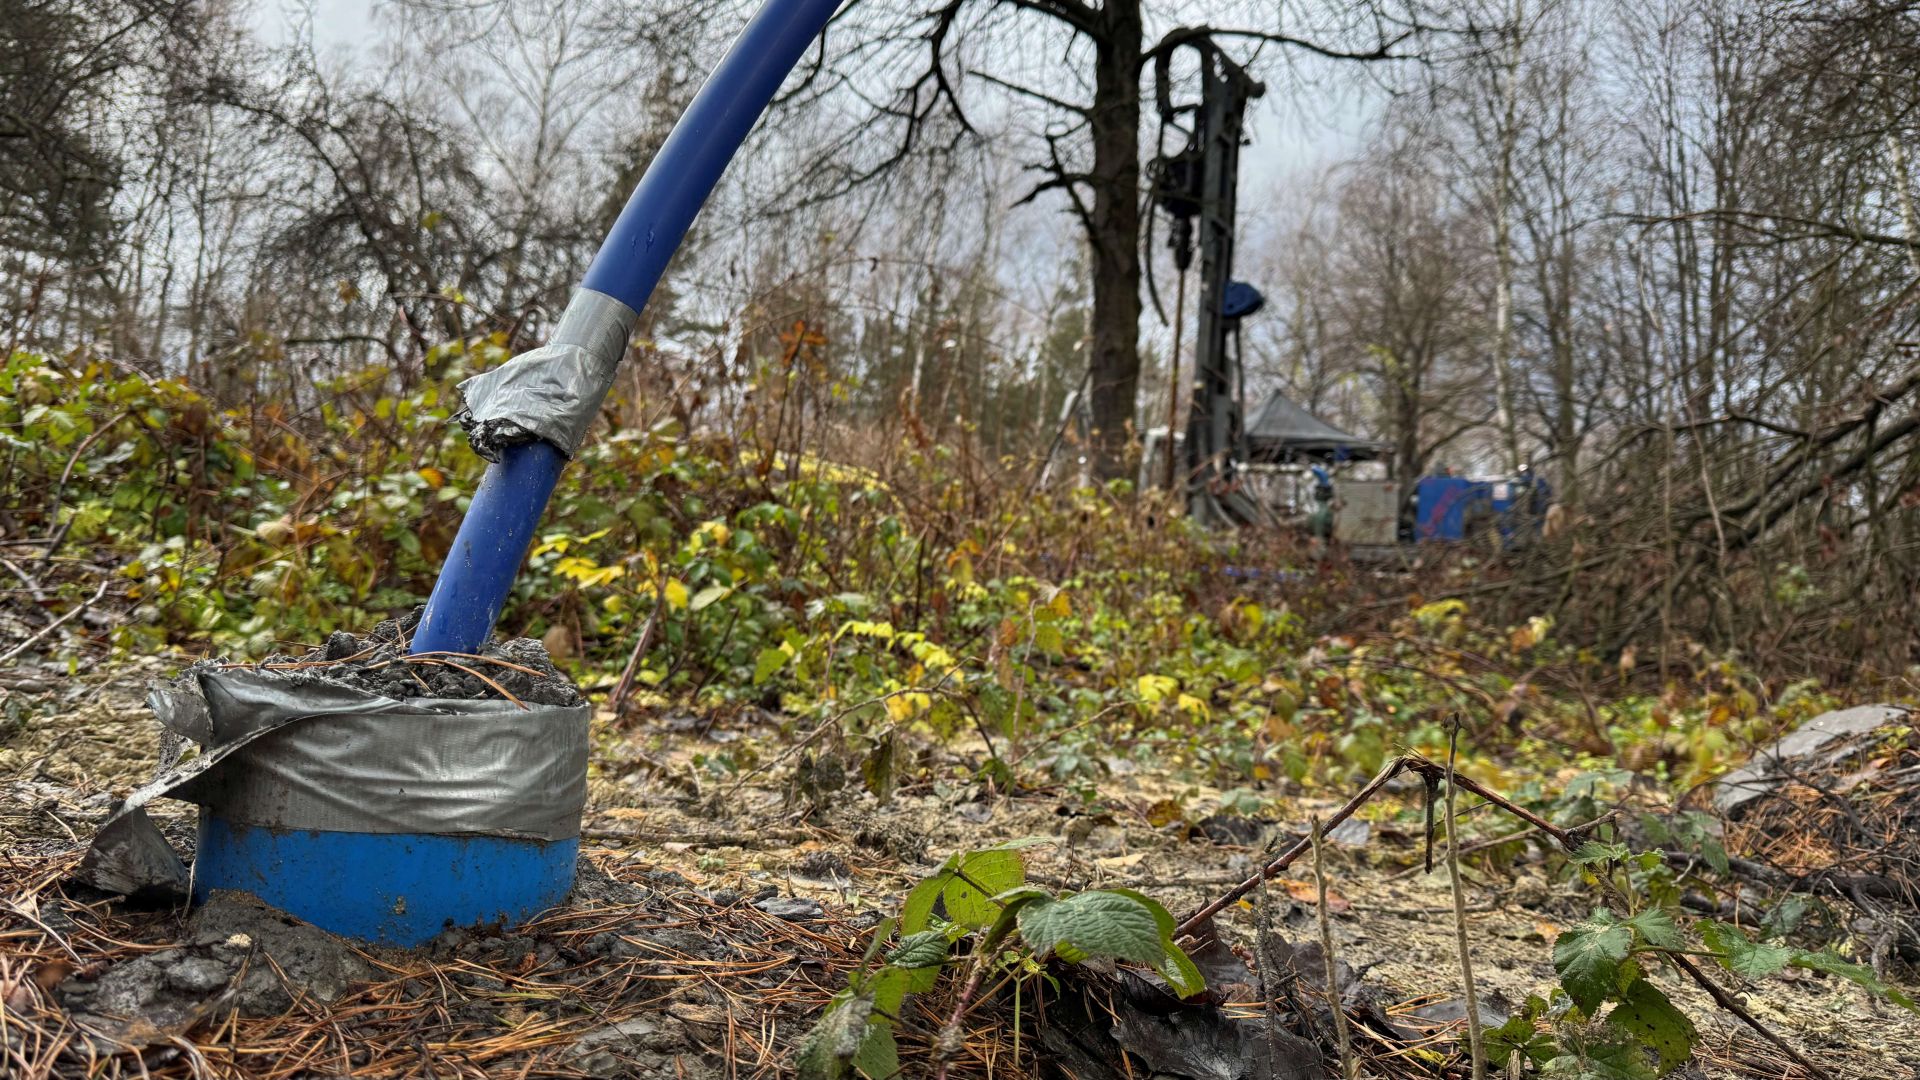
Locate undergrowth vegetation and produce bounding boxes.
[7,343,1915,1077]
[0,345,1847,797]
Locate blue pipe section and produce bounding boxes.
[411,0,845,656]
[583,0,846,312]
[413,440,566,655]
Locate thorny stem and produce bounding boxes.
[1181,753,1839,1080]
[1176,757,1413,937]
[1447,768,1836,1079]
[1311,819,1357,1080]
[1444,725,1487,1080]
[932,922,1020,1080]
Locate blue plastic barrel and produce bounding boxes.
[194,816,579,946]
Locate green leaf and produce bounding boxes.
[753,647,789,684]
[945,848,1028,929]
[863,966,910,1018]
[1624,909,1681,951]
[860,917,897,969]
[1699,921,1792,980]
[1017,890,1165,966]
[1103,888,1206,997]
[1605,978,1697,1071]
[1791,949,1920,1011]
[795,988,875,1080]
[900,873,946,935]
[899,844,1033,934]
[690,584,733,611]
[887,929,951,970]
[1539,1034,1660,1080]
[1157,941,1207,999]
[1636,813,1673,847]
[853,1022,899,1080]
[886,929,951,993]
[1760,895,1810,939]
[1555,915,1633,1014]
[1486,1006,1557,1070]
[1696,836,1730,878]
[1572,841,1630,865]
[977,886,1050,950]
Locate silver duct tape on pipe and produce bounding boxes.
[77,667,588,900]
[455,288,639,460]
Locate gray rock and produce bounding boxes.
[752,896,824,922]
[565,1017,678,1076]
[1713,705,1908,814]
[87,958,169,1017]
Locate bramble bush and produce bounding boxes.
[1,344,1848,796]
[10,343,1913,1076]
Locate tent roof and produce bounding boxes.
[1245,392,1388,461]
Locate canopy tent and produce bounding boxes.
[1244,391,1388,462]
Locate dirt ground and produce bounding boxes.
[3,663,1917,1079]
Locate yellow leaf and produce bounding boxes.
[416,466,445,489]
[1145,799,1185,828]
[1136,674,1177,704]
[1048,590,1072,619]
[664,579,689,609]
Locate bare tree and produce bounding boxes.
[778,0,1434,478]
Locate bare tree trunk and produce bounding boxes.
[1872,49,1920,281]
[1086,0,1143,480]
[1490,0,1525,472]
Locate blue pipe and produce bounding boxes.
[412,0,844,655]
[413,440,566,656]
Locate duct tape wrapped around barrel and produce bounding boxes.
[455,287,637,460]
[78,663,589,945]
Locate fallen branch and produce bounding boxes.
[0,578,110,665]
[1177,757,1439,936]
[1178,753,1838,1080]
[1311,819,1357,1080]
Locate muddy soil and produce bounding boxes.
[256,611,583,706]
[4,664,1919,1078]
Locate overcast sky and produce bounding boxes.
[248,0,1382,202]
[246,0,1384,382]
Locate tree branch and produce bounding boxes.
[969,70,1089,115]
[991,0,1099,38]
[1144,24,1419,67]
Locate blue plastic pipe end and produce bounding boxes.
[195,813,578,946]
[410,440,566,655]
[412,0,847,656]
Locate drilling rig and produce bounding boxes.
[1148,31,1266,527]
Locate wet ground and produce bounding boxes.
[3,662,1917,1078]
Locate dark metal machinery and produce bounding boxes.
[1151,32,1266,527]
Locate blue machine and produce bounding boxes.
[1415,473,1551,544]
